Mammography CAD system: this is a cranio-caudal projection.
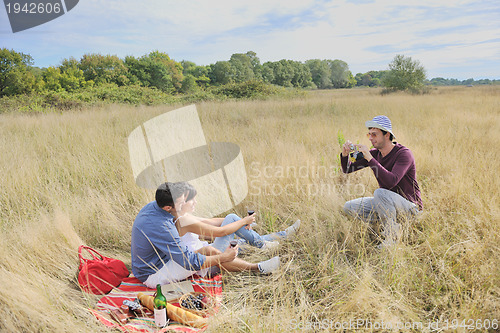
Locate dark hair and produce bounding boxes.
[380,129,394,141]
[177,182,197,201]
[155,182,184,208]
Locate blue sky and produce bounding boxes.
[1,0,499,80]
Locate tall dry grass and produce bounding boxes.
[0,86,498,332]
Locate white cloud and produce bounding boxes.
[1,0,498,78]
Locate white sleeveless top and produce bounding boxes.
[181,232,208,251]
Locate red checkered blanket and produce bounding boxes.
[91,275,223,332]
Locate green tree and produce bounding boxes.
[180,60,211,88]
[306,59,332,89]
[355,70,387,87]
[180,74,199,93]
[263,60,294,87]
[262,60,312,88]
[79,53,129,86]
[463,78,474,86]
[260,64,274,84]
[355,73,363,86]
[244,51,263,80]
[42,67,63,91]
[429,77,448,86]
[0,48,37,96]
[58,57,92,91]
[229,53,255,83]
[476,79,491,85]
[125,52,183,93]
[382,54,426,92]
[371,77,381,87]
[147,51,183,92]
[209,61,235,85]
[290,61,313,88]
[245,51,261,71]
[180,60,196,75]
[124,55,146,86]
[328,59,355,88]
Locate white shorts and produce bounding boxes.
[143,259,209,288]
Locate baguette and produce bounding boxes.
[137,292,155,311]
[137,292,207,329]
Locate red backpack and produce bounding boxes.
[77,245,130,294]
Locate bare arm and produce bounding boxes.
[200,246,237,269]
[180,213,223,226]
[198,217,224,226]
[178,215,254,238]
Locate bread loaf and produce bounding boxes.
[137,292,207,328]
[137,292,155,310]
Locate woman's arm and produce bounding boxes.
[178,215,253,238]
[181,213,223,226]
[197,217,224,226]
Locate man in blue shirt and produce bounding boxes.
[131,182,279,287]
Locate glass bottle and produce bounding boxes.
[154,284,167,327]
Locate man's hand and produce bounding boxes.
[220,245,238,263]
[201,245,238,269]
[342,140,353,157]
[356,144,372,162]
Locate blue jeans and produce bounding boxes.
[343,188,419,242]
[211,214,286,252]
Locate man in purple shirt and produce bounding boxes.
[340,115,422,248]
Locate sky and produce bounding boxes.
[1,0,499,80]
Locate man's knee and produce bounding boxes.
[374,188,397,208]
[343,201,353,215]
[343,200,358,216]
[374,188,390,200]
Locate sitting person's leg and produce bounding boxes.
[372,188,418,245]
[212,214,300,250]
[343,196,378,222]
[144,259,199,288]
[198,245,280,274]
[211,213,265,250]
[219,256,280,274]
[258,219,301,241]
[236,219,301,248]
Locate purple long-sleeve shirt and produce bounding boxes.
[341,143,422,209]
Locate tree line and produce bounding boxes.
[1,48,498,100]
[0,49,358,97]
[355,71,499,87]
[428,77,498,86]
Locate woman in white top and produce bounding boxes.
[174,182,300,253]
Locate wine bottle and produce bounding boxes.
[154,284,168,327]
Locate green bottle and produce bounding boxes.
[154,284,167,327]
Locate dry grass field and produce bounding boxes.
[0,86,499,332]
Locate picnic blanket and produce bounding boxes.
[91,275,223,332]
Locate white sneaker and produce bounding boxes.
[258,256,280,274]
[260,240,279,251]
[285,219,301,239]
